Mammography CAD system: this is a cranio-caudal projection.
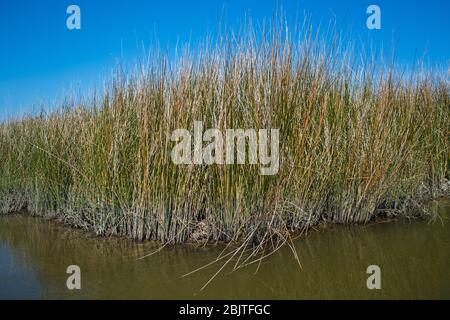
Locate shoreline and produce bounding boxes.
[1,181,448,250]
[1,199,449,299]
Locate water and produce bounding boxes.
[0,200,449,299]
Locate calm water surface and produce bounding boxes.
[0,200,449,299]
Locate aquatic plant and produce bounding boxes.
[0,18,448,256]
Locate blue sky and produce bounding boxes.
[0,0,449,119]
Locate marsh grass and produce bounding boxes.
[0,18,449,260]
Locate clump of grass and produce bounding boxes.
[0,18,448,256]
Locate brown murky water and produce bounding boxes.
[0,200,449,299]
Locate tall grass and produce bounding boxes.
[0,19,448,250]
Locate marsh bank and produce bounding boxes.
[0,199,448,299]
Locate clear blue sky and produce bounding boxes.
[1,0,449,119]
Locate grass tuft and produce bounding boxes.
[0,18,449,254]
